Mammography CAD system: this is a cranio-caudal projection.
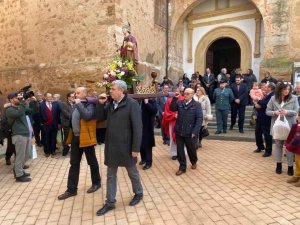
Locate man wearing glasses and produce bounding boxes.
[170,88,203,176]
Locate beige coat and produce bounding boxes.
[193,94,212,126]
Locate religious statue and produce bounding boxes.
[120,22,139,66]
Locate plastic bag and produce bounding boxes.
[30,144,37,160]
[56,130,63,147]
[272,116,290,140]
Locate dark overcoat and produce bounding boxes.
[256,92,274,127]
[141,99,157,148]
[96,95,142,167]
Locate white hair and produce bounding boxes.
[112,80,127,93]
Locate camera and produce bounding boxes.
[18,85,34,100]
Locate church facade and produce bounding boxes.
[0,0,299,94]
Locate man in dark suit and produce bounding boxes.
[40,93,61,157]
[230,75,248,133]
[139,98,157,170]
[157,85,170,145]
[253,82,275,157]
[202,68,215,103]
[61,92,74,156]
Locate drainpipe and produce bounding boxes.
[165,0,169,78]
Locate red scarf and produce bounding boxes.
[162,96,184,143]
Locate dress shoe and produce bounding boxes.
[276,163,282,174]
[58,191,77,200]
[229,125,233,130]
[5,158,11,165]
[45,154,50,157]
[96,204,115,216]
[288,166,294,176]
[287,176,300,183]
[262,152,271,157]
[171,156,178,160]
[16,174,31,182]
[175,170,186,176]
[223,130,227,133]
[143,165,151,170]
[198,143,202,148]
[129,193,143,206]
[139,161,145,165]
[163,141,167,145]
[191,164,197,170]
[239,130,244,133]
[23,172,30,177]
[215,131,221,134]
[253,148,262,153]
[87,184,101,193]
[23,165,29,169]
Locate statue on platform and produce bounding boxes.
[120,22,139,66]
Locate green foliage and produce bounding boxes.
[261,57,293,69]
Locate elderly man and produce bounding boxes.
[170,88,203,176]
[96,80,143,216]
[58,87,101,200]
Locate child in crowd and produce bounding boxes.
[250,82,264,103]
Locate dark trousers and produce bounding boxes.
[32,123,42,145]
[67,136,101,193]
[231,104,246,130]
[140,146,152,166]
[5,135,16,160]
[43,125,58,155]
[106,166,143,207]
[255,122,272,154]
[96,128,106,144]
[62,127,70,153]
[159,116,169,143]
[176,134,198,171]
[216,109,229,132]
[206,86,215,104]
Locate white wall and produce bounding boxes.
[183,18,264,80]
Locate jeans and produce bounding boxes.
[169,123,177,157]
[106,165,143,207]
[67,136,101,193]
[176,134,198,171]
[274,140,294,166]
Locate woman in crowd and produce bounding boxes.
[162,87,184,160]
[266,82,299,175]
[182,73,190,87]
[193,87,212,148]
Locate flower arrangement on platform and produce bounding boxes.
[96,53,143,91]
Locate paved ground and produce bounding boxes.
[0,138,300,225]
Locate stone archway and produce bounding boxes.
[194,26,252,74]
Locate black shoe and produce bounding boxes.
[176,170,186,176]
[198,143,202,148]
[163,141,167,145]
[223,130,227,133]
[5,158,11,165]
[215,131,221,134]
[23,172,30,177]
[62,150,69,156]
[139,161,145,165]
[262,152,271,157]
[239,130,244,133]
[87,184,101,193]
[253,148,263,153]
[58,191,77,200]
[16,174,31,182]
[288,166,294,176]
[171,156,177,160]
[276,163,282,174]
[23,165,29,169]
[229,125,233,130]
[96,204,115,216]
[143,165,151,170]
[129,194,143,206]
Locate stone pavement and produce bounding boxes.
[1,138,300,225]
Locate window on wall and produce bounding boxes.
[155,0,167,28]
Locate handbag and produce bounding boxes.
[201,128,209,138]
[285,124,300,154]
[272,116,290,140]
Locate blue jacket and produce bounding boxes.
[230,83,249,106]
[213,88,234,110]
[256,92,274,126]
[170,98,203,137]
[40,101,61,128]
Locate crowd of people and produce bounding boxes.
[1,67,300,216]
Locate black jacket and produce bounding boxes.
[256,92,274,126]
[96,95,142,167]
[230,83,249,106]
[170,98,203,137]
[141,99,157,148]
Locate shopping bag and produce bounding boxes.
[56,129,63,147]
[272,116,290,140]
[30,144,37,160]
[285,124,300,154]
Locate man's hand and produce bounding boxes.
[31,96,37,101]
[254,103,261,109]
[144,99,149,104]
[235,99,240,104]
[132,152,139,158]
[99,93,107,104]
[191,133,196,138]
[74,98,81,104]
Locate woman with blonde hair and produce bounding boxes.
[193,87,212,148]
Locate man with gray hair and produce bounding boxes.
[96,80,143,216]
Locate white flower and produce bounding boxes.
[103,74,109,79]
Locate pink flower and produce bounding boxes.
[117,61,122,67]
[103,74,109,79]
[122,67,128,72]
[110,71,116,77]
[108,76,116,82]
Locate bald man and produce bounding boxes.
[170,88,203,176]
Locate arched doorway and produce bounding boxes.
[194,26,252,74]
[206,38,241,75]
